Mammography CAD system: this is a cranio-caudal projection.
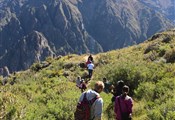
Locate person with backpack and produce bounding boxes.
[87,61,94,79]
[74,81,104,120]
[114,85,133,120]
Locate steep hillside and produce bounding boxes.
[78,0,173,50]
[0,0,174,72]
[0,29,175,120]
[139,0,175,23]
[0,0,103,72]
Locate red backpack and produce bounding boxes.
[74,93,99,120]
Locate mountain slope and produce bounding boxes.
[139,0,175,23]
[0,31,55,71]
[0,0,174,72]
[78,0,173,50]
[0,29,175,119]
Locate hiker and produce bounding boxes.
[111,80,124,102]
[88,54,94,63]
[87,61,94,79]
[103,77,113,93]
[75,81,104,120]
[86,60,91,68]
[76,76,82,88]
[79,79,87,93]
[86,54,94,67]
[76,77,87,92]
[114,85,133,120]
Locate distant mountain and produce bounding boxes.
[77,0,174,51]
[0,31,55,71]
[139,0,175,23]
[0,0,174,72]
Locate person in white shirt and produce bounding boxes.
[76,76,82,88]
[79,81,104,120]
[87,61,94,79]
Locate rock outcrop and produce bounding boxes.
[0,0,174,72]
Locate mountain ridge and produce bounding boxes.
[0,0,174,72]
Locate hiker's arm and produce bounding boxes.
[127,97,133,118]
[128,98,133,114]
[94,98,103,120]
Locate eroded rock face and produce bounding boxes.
[0,31,55,71]
[78,0,174,51]
[139,0,175,23]
[0,66,10,77]
[0,0,174,72]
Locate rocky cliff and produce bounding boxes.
[0,0,174,72]
[139,0,175,23]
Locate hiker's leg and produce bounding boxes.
[88,69,91,78]
[81,89,84,93]
[89,70,93,78]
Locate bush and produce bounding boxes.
[147,110,164,120]
[135,82,155,101]
[144,43,159,54]
[162,36,171,43]
[164,48,175,63]
[30,62,42,71]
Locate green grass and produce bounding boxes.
[0,30,175,119]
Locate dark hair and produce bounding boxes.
[103,77,107,81]
[117,80,124,87]
[122,85,129,93]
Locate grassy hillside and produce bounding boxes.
[0,29,175,120]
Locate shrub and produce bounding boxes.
[135,82,155,101]
[162,36,171,43]
[144,43,159,54]
[149,33,162,41]
[164,48,175,63]
[30,62,42,71]
[166,111,175,120]
[158,46,167,57]
[63,62,74,69]
[147,110,164,120]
